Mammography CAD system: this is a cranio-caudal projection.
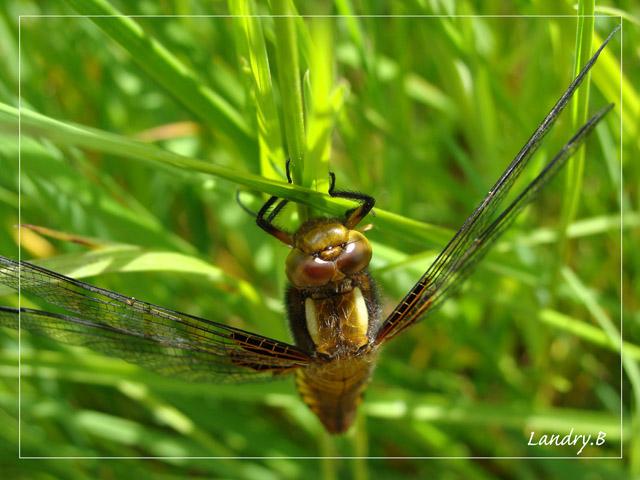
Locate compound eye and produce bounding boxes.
[336,230,372,275]
[286,249,336,287]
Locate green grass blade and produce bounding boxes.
[562,266,640,468]
[365,397,625,441]
[539,308,640,361]
[0,246,266,308]
[591,31,638,142]
[305,19,343,196]
[558,0,595,264]
[64,0,257,161]
[229,0,284,179]
[271,2,307,190]
[2,103,452,245]
[594,6,640,26]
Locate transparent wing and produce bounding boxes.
[0,256,311,383]
[376,27,618,344]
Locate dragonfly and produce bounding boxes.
[0,27,618,434]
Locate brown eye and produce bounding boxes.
[336,231,372,274]
[286,249,336,287]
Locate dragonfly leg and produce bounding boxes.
[237,160,293,219]
[328,172,375,229]
[256,159,294,246]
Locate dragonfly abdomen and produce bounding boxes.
[296,353,377,434]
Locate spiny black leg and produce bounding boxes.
[257,195,279,221]
[255,159,295,246]
[256,195,293,245]
[328,171,375,229]
[268,199,289,222]
[267,160,291,224]
[237,191,287,222]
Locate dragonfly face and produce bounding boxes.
[285,220,372,288]
[0,26,619,437]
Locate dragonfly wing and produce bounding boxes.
[377,102,613,343]
[375,27,619,344]
[0,257,311,383]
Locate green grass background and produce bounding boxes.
[0,0,637,479]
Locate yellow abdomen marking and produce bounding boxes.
[304,297,319,345]
[347,286,369,346]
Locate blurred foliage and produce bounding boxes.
[0,0,638,479]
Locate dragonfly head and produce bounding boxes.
[285,219,372,288]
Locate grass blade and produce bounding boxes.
[559,0,595,263]
[65,0,257,160]
[2,103,452,245]
[271,2,307,192]
[229,0,284,179]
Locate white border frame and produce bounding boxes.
[15,13,624,461]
